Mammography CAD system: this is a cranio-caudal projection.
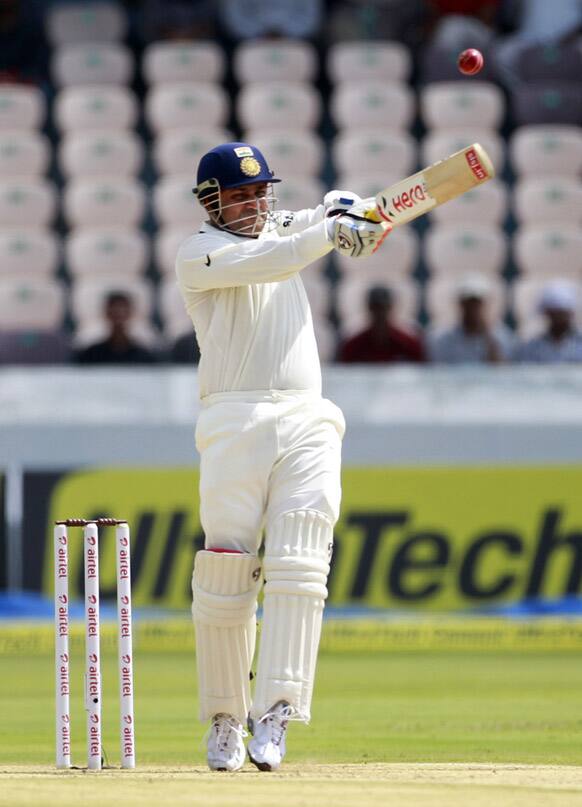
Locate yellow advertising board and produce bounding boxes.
[32,465,582,611]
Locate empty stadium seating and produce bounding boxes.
[1,7,581,365]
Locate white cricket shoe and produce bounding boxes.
[247,701,294,771]
[206,713,247,772]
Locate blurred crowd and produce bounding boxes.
[37,275,579,366]
[3,0,582,84]
[0,0,581,367]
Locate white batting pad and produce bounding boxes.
[192,550,261,724]
[251,510,333,723]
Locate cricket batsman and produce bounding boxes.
[175,142,391,771]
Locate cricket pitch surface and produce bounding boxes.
[3,763,582,807]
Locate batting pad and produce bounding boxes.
[251,510,333,723]
[192,550,261,724]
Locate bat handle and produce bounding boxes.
[349,199,383,223]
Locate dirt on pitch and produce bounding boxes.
[2,763,582,807]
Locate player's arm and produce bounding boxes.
[176,221,334,290]
[273,190,365,236]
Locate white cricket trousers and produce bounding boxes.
[195,390,345,551]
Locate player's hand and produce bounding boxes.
[323,189,362,217]
[329,213,392,258]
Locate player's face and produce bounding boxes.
[219,182,270,235]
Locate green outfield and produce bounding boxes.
[2,621,582,805]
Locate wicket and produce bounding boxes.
[54,518,135,770]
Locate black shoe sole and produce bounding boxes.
[248,752,273,772]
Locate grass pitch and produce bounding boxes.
[1,627,582,805]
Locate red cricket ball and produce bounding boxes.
[457,48,484,76]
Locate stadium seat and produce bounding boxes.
[420,81,505,130]
[275,176,325,211]
[242,130,324,178]
[512,42,582,84]
[425,275,506,329]
[63,178,145,228]
[152,127,233,176]
[59,130,144,178]
[55,85,138,132]
[65,227,149,277]
[421,129,505,173]
[511,276,582,337]
[333,172,391,199]
[0,330,71,364]
[429,179,508,226]
[513,225,582,279]
[0,229,59,277]
[330,81,414,131]
[237,82,322,131]
[335,226,419,280]
[337,275,419,336]
[70,273,153,328]
[233,40,317,84]
[332,130,416,182]
[46,1,127,46]
[52,42,134,87]
[145,83,229,134]
[0,276,65,329]
[327,41,411,83]
[143,41,226,84]
[0,85,45,130]
[513,177,582,226]
[424,223,508,278]
[154,226,194,276]
[158,277,195,340]
[0,131,50,177]
[0,179,57,227]
[509,125,582,177]
[152,176,206,227]
[510,83,582,127]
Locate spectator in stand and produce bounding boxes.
[422,0,503,53]
[0,0,49,85]
[429,274,513,364]
[169,331,201,364]
[219,0,323,40]
[514,280,582,363]
[338,285,425,364]
[325,0,426,47]
[75,292,157,365]
[493,0,582,88]
[138,0,218,43]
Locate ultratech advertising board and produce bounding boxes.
[23,466,582,611]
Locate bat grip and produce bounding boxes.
[348,200,383,223]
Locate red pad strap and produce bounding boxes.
[207,547,244,554]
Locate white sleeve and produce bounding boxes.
[274,205,326,236]
[176,219,332,291]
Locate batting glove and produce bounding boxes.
[328,213,392,258]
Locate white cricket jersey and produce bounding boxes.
[175,207,333,398]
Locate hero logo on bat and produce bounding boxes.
[386,182,429,217]
[465,148,488,180]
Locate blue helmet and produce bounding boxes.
[194,142,281,199]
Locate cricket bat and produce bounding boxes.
[360,143,495,226]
